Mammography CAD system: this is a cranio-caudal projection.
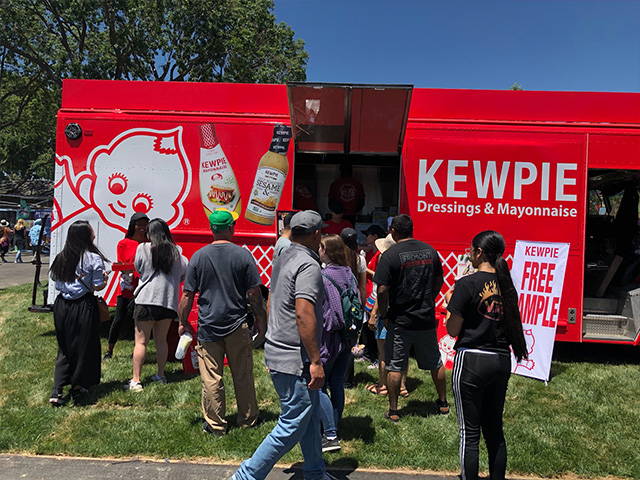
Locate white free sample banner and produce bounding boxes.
[510,240,570,382]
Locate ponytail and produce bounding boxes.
[495,256,528,361]
[473,231,528,361]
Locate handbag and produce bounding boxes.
[77,260,111,323]
[95,297,111,323]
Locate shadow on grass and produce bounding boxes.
[40,329,57,337]
[340,415,375,443]
[190,409,281,431]
[352,370,376,387]
[404,375,424,394]
[553,342,640,366]
[400,399,440,418]
[283,458,358,479]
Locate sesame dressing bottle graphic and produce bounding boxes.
[245,125,292,225]
[199,124,241,216]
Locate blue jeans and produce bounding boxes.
[319,346,351,438]
[234,370,326,480]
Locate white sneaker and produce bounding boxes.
[125,379,143,391]
[150,374,167,384]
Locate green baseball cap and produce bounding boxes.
[208,208,239,232]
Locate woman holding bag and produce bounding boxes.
[446,231,528,480]
[126,218,187,391]
[49,220,108,406]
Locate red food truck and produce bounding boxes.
[51,80,640,366]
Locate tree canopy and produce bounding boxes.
[0,0,308,180]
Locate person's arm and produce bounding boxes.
[177,290,195,336]
[296,297,325,390]
[446,279,469,337]
[247,285,267,337]
[447,312,464,337]
[377,284,390,327]
[178,257,199,336]
[358,270,366,302]
[367,298,379,330]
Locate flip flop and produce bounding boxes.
[384,409,401,422]
[365,383,387,396]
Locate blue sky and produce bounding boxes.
[274,0,640,92]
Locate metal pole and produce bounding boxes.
[29,214,51,313]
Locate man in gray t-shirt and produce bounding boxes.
[178,209,266,436]
[234,210,326,480]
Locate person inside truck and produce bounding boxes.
[321,201,352,235]
[328,163,365,223]
[446,230,528,480]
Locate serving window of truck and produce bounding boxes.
[51,80,640,347]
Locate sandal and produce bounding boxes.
[436,399,450,415]
[384,409,401,422]
[400,388,410,398]
[365,383,387,396]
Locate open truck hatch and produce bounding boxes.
[287,83,412,155]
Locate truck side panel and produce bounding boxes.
[52,104,292,304]
[401,125,587,343]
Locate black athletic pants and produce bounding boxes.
[107,295,134,346]
[452,349,511,480]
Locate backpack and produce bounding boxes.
[322,273,364,338]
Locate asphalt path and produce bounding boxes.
[0,455,458,480]
[0,251,49,290]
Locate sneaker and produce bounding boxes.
[150,374,167,384]
[102,351,112,361]
[321,436,341,453]
[202,422,225,437]
[125,380,143,391]
[367,360,379,370]
[49,393,65,407]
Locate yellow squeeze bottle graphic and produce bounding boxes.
[245,125,292,225]
[199,124,241,216]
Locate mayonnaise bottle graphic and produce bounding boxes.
[245,125,292,225]
[199,124,241,216]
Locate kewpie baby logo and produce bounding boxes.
[512,329,536,373]
[89,128,191,231]
[50,126,192,303]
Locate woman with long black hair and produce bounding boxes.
[103,212,149,360]
[126,218,187,391]
[49,220,108,406]
[446,230,527,480]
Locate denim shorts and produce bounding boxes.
[375,316,387,340]
[385,323,442,372]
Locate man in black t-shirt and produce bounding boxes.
[374,214,449,420]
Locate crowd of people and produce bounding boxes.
[47,208,527,480]
[0,217,49,263]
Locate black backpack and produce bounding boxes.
[322,273,364,337]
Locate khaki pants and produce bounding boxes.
[195,324,258,432]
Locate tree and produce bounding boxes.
[0,0,308,179]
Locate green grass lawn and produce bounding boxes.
[1,284,639,478]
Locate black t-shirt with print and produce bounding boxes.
[447,271,510,353]
[373,239,443,330]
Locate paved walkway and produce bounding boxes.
[0,454,457,480]
[0,252,49,290]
